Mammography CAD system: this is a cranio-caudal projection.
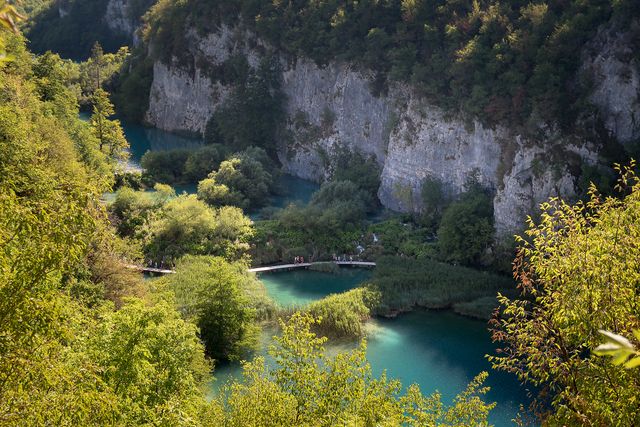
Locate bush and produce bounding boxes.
[198,148,277,210]
[141,149,190,184]
[305,288,380,338]
[437,183,494,266]
[184,144,228,182]
[145,195,253,262]
[141,145,230,185]
[110,187,157,237]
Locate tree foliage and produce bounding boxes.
[437,182,494,266]
[84,298,211,424]
[198,154,274,210]
[90,87,129,162]
[211,312,495,426]
[146,195,253,262]
[490,164,640,425]
[162,256,273,362]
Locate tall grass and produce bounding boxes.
[371,256,514,314]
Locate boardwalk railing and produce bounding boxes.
[127,264,176,275]
[128,261,376,275]
[248,261,376,274]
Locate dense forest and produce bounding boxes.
[143,0,639,135]
[2,0,640,425]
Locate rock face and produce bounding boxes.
[144,23,639,235]
[146,61,223,135]
[105,0,154,44]
[581,22,640,147]
[105,0,134,37]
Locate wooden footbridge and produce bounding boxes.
[248,261,376,274]
[127,264,176,275]
[128,261,376,275]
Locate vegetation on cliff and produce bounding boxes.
[142,0,640,134]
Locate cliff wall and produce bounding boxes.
[143,23,638,235]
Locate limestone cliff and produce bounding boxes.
[143,23,637,235]
[105,0,154,45]
[581,22,640,148]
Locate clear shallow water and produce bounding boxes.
[269,174,320,210]
[121,120,204,170]
[260,268,372,307]
[213,270,530,427]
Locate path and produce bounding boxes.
[128,261,376,275]
[248,261,376,274]
[127,264,176,274]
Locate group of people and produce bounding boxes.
[147,259,174,269]
[333,254,355,262]
[293,256,306,264]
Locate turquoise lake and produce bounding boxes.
[106,118,530,425]
[213,269,531,427]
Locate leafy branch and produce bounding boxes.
[594,329,640,369]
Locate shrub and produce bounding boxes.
[305,288,380,338]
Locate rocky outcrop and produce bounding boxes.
[144,23,636,235]
[146,61,228,135]
[105,0,154,44]
[105,0,134,37]
[582,21,640,146]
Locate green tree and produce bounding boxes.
[490,164,640,425]
[0,35,115,423]
[89,41,105,89]
[110,187,157,237]
[184,144,228,182]
[331,149,381,209]
[141,148,190,184]
[420,176,447,228]
[90,87,128,161]
[164,256,268,361]
[212,56,285,154]
[146,195,253,262]
[198,152,274,210]
[437,183,493,266]
[85,298,211,424]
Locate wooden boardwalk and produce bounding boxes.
[248,261,376,274]
[127,261,376,275]
[127,264,176,274]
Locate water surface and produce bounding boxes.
[259,268,371,307]
[213,269,530,427]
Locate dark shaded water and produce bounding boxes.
[213,269,530,427]
[118,120,320,201]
